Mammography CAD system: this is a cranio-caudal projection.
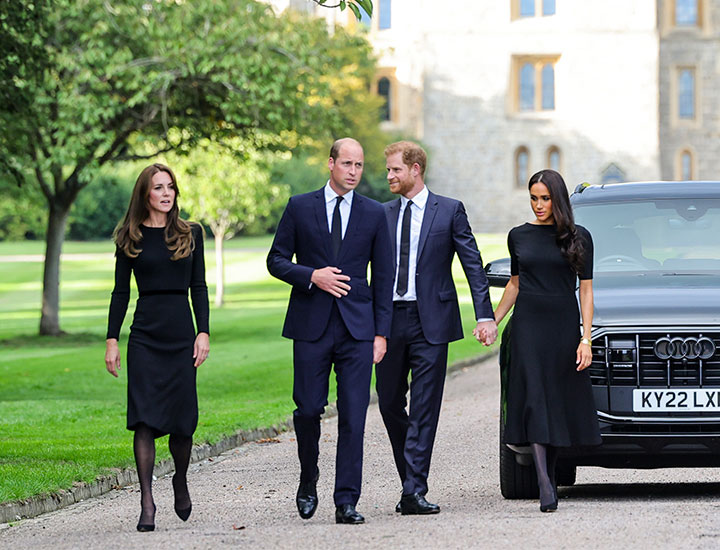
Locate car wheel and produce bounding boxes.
[499,418,539,499]
[556,465,577,487]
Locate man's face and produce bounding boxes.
[328,142,364,195]
[386,152,416,196]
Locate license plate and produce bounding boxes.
[633,389,720,412]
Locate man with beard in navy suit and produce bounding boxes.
[267,138,393,524]
[377,141,497,515]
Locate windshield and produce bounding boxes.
[573,198,720,274]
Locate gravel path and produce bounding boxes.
[3,356,720,549]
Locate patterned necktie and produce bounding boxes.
[396,200,413,296]
[331,195,343,260]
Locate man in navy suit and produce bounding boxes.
[377,141,498,515]
[267,138,393,524]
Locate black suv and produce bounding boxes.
[486,181,720,498]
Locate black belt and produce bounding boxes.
[393,300,417,308]
[138,289,187,297]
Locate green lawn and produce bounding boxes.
[0,234,508,503]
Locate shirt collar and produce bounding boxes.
[401,185,428,210]
[325,181,354,206]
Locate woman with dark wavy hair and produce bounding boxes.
[494,169,600,512]
[105,163,209,531]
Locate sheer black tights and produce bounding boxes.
[169,434,193,511]
[133,425,157,525]
[530,443,558,506]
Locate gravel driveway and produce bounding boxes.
[3,355,720,549]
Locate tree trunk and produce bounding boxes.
[39,203,70,335]
[214,230,225,308]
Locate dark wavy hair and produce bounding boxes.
[528,169,585,273]
[113,163,194,261]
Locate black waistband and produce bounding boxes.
[138,289,187,297]
[393,300,417,307]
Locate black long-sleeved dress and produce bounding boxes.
[107,223,209,437]
[503,223,601,447]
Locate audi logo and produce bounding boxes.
[654,336,716,360]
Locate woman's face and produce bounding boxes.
[529,182,554,224]
[147,171,176,217]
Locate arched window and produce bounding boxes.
[519,64,535,111]
[547,146,561,172]
[675,0,698,26]
[515,147,530,188]
[541,64,555,110]
[378,77,391,121]
[379,0,391,29]
[680,149,694,180]
[678,68,695,119]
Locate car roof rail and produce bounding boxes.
[572,181,592,195]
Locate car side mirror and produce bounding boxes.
[484,258,511,288]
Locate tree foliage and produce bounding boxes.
[0,0,380,334]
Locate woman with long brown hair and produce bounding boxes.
[494,169,600,512]
[105,163,209,531]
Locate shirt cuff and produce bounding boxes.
[476,317,495,323]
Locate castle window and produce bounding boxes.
[601,163,626,184]
[379,0,391,29]
[543,0,556,15]
[515,147,530,188]
[678,68,696,119]
[378,77,391,121]
[679,149,695,180]
[513,0,555,18]
[675,0,698,26]
[519,64,535,111]
[513,56,559,112]
[541,64,555,110]
[547,146,561,172]
[520,0,535,17]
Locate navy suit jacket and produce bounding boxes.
[385,191,493,345]
[268,188,394,342]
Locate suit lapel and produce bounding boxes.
[337,193,362,263]
[312,188,333,260]
[417,191,439,260]
[386,198,401,261]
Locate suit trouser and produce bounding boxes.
[292,302,373,507]
[376,301,448,496]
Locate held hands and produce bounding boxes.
[311,266,351,298]
[576,341,592,371]
[193,332,210,367]
[373,336,387,364]
[472,320,498,346]
[105,339,121,377]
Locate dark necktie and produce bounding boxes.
[331,195,343,260]
[396,200,413,296]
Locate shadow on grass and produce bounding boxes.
[0,332,99,348]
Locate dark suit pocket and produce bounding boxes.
[354,282,372,301]
[438,289,457,302]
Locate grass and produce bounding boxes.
[0,234,508,503]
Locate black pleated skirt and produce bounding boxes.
[126,294,198,438]
[504,292,601,447]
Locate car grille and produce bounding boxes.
[589,332,720,387]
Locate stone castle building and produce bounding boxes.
[269,1,720,232]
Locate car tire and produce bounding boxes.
[499,418,539,499]
[556,465,577,487]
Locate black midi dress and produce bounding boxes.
[107,224,209,438]
[503,223,601,447]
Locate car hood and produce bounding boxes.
[593,273,720,326]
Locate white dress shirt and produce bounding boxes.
[324,181,353,239]
[393,186,428,301]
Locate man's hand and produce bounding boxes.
[311,266,351,297]
[472,320,498,346]
[373,335,387,364]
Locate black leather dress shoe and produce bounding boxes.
[335,504,365,524]
[395,501,401,513]
[296,477,318,519]
[400,493,440,515]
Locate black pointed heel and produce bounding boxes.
[175,503,192,521]
[136,504,156,531]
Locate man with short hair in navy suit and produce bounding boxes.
[377,141,498,515]
[267,138,393,524]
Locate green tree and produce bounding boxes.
[311,0,373,20]
[173,141,288,307]
[0,0,373,335]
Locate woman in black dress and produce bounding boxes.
[105,163,209,531]
[494,169,600,512]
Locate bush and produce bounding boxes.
[67,174,133,240]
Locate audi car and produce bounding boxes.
[485,181,720,498]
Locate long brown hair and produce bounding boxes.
[528,169,585,273]
[114,163,194,260]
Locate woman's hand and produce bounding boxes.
[193,332,210,367]
[576,341,592,371]
[105,339,121,377]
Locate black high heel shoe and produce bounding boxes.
[136,504,156,532]
[539,486,558,513]
[172,474,192,521]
